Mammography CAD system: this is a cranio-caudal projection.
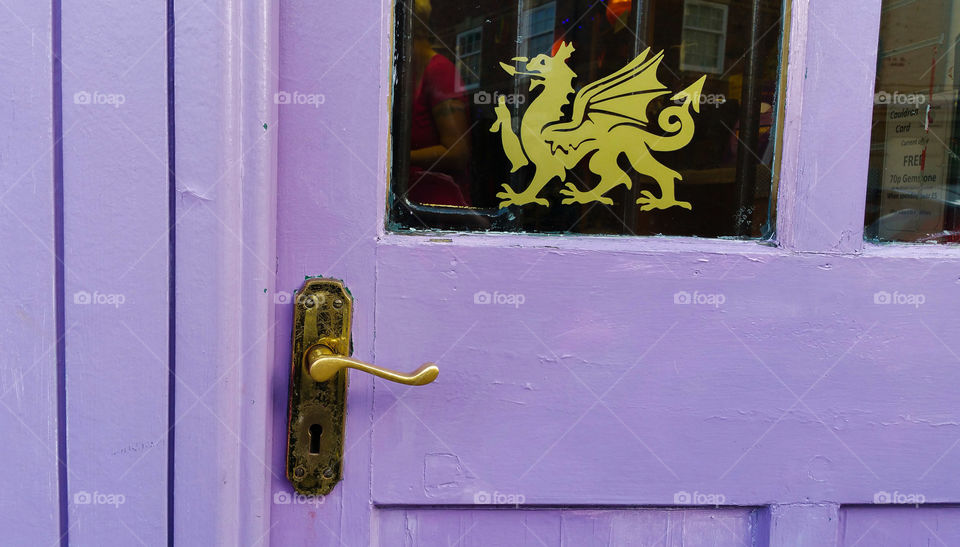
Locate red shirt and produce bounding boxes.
[408,54,471,206]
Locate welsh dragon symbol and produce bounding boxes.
[490,41,707,210]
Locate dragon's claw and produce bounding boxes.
[560,183,614,205]
[490,97,512,134]
[636,191,692,211]
[497,184,549,208]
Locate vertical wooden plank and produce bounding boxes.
[776,0,883,252]
[61,1,169,543]
[235,1,280,542]
[841,507,960,546]
[170,0,240,543]
[768,504,840,547]
[173,0,277,544]
[271,0,385,543]
[0,1,60,543]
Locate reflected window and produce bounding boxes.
[390,0,785,237]
[523,3,558,58]
[681,1,728,74]
[456,27,483,90]
[865,0,960,244]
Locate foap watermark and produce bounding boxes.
[674,491,726,506]
[874,290,925,308]
[873,491,926,505]
[73,290,126,308]
[273,291,322,306]
[73,491,126,508]
[273,489,325,506]
[674,290,725,308]
[674,93,727,108]
[73,90,126,108]
[875,91,927,106]
[473,490,526,505]
[274,291,294,305]
[275,90,326,108]
[474,290,525,308]
[474,90,525,105]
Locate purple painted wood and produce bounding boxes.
[768,505,839,546]
[776,0,881,252]
[172,0,278,544]
[270,0,385,542]
[268,0,960,546]
[841,506,960,546]
[0,2,60,543]
[378,509,563,546]
[372,242,960,505]
[378,508,757,546]
[61,1,170,543]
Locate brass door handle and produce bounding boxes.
[286,278,441,496]
[305,344,439,385]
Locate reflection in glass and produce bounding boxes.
[391,0,785,237]
[866,0,960,244]
[407,0,473,207]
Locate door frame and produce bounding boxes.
[173,0,278,544]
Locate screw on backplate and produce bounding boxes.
[333,299,343,309]
[304,296,317,308]
[322,467,335,479]
[293,466,306,478]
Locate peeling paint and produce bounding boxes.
[423,453,474,498]
[176,183,213,202]
[878,415,960,428]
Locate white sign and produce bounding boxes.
[877,91,954,240]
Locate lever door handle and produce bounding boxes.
[305,344,439,385]
[286,278,440,496]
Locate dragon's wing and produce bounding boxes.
[554,48,670,131]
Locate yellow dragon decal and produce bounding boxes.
[490,41,706,210]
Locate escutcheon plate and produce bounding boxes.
[285,278,351,496]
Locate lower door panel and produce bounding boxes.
[377,507,759,546]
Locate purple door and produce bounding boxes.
[269,1,960,546]
[4,0,960,545]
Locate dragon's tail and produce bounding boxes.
[647,76,707,153]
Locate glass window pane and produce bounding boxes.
[683,29,723,70]
[527,34,554,58]
[866,0,960,244]
[390,0,785,238]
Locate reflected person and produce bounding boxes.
[407,0,473,206]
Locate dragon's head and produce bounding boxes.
[499,42,575,91]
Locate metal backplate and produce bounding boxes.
[285,278,351,495]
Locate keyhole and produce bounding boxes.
[308,424,323,454]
